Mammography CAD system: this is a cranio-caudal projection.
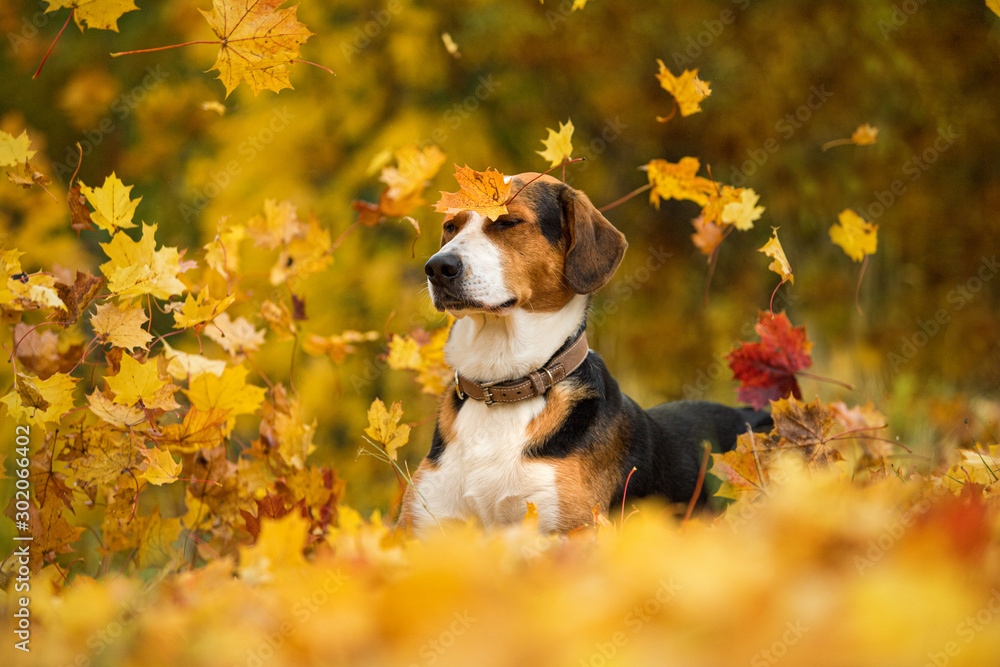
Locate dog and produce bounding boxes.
[397,173,772,535]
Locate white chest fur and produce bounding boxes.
[410,398,560,534]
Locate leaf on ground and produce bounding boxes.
[655,60,711,118]
[45,0,139,31]
[435,165,512,221]
[364,398,410,461]
[759,228,794,284]
[726,311,813,410]
[710,434,768,500]
[771,397,842,465]
[199,0,314,97]
[91,302,153,351]
[830,209,878,262]
[536,119,574,168]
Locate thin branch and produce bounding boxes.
[33,9,74,80]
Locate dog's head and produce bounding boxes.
[424,173,628,315]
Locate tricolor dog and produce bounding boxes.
[397,173,771,535]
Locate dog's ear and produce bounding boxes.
[560,186,628,294]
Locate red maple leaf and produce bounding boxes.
[726,311,813,409]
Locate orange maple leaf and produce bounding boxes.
[434,165,512,221]
[200,0,314,97]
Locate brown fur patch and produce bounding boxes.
[436,391,460,443]
[525,380,590,446]
[486,175,577,312]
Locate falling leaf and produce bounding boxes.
[990,0,1000,18]
[91,302,153,351]
[0,130,35,167]
[646,157,715,208]
[99,224,189,300]
[759,228,794,284]
[726,311,813,410]
[161,341,227,380]
[204,312,266,355]
[172,288,236,330]
[721,188,765,231]
[140,447,182,485]
[830,210,878,262]
[1,372,78,426]
[851,123,880,146]
[53,271,106,326]
[435,165,512,221]
[80,172,141,232]
[159,408,230,453]
[199,0,315,97]
[87,389,146,428]
[536,119,574,168]
[186,365,266,432]
[200,100,227,115]
[261,384,316,469]
[379,145,447,213]
[302,330,380,363]
[441,32,461,58]
[655,60,711,118]
[68,184,95,235]
[44,0,139,31]
[106,354,167,406]
[364,398,410,461]
[387,335,422,370]
[691,215,725,258]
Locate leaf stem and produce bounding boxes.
[619,466,637,533]
[855,254,869,316]
[683,443,711,524]
[598,182,652,213]
[821,137,853,152]
[797,371,854,392]
[292,59,335,76]
[110,41,221,58]
[33,8,74,80]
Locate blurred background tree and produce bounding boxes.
[1,0,998,513]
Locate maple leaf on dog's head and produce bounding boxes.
[199,0,314,97]
[435,165,512,221]
[726,311,813,410]
[44,0,138,31]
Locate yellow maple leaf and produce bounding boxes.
[268,216,332,288]
[172,288,236,330]
[434,165,512,221]
[186,365,266,432]
[302,330,380,363]
[364,398,411,461]
[0,130,35,167]
[161,342,227,380]
[721,188,765,231]
[204,312,266,355]
[135,508,182,569]
[536,119,574,168]
[238,511,309,584]
[387,335,422,371]
[572,0,589,9]
[99,223,188,300]
[204,219,245,277]
[990,0,1000,18]
[106,354,167,406]
[655,60,711,118]
[260,299,296,341]
[380,144,447,204]
[87,389,146,428]
[1,372,78,426]
[140,447,181,485]
[247,199,306,250]
[851,123,880,146]
[646,157,715,209]
[79,172,140,232]
[759,228,794,284]
[261,385,316,469]
[90,302,152,351]
[199,0,314,97]
[830,210,878,262]
[45,0,138,31]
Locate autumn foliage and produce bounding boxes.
[2,1,1000,665]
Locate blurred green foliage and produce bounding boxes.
[1,0,998,513]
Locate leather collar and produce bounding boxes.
[455,330,589,406]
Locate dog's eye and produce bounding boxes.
[443,222,457,234]
[494,217,524,230]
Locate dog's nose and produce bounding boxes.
[425,253,463,284]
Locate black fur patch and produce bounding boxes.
[536,182,566,246]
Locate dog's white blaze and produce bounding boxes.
[429,211,512,309]
[446,294,589,382]
[409,397,561,534]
